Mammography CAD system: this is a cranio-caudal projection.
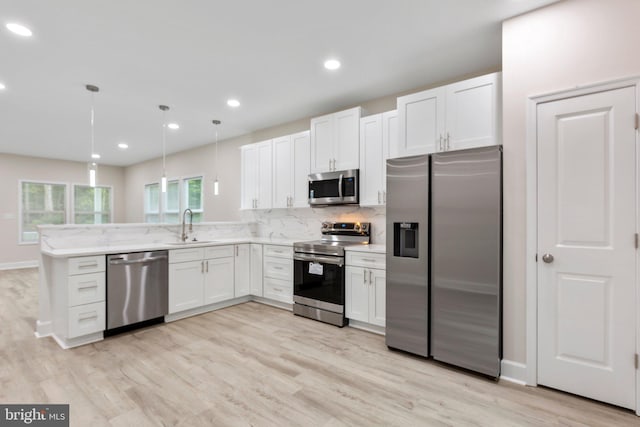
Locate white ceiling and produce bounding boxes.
[0,0,557,167]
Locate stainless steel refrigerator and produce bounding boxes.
[430,145,502,377]
[385,146,502,377]
[385,155,430,357]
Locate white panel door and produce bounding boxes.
[537,86,636,410]
[397,87,445,156]
[204,257,235,304]
[445,72,501,150]
[272,136,292,208]
[310,114,334,173]
[234,244,251,297]
[256,140,273,209]
[369,268,386,327]
[291,131,310,208]
[334,106,361,171]
[359,114,384,206]
[345,266,368,322]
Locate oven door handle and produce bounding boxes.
[294,253,344,267]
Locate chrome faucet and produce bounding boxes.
[181,208,193,242]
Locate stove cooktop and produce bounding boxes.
[293,221,371,256]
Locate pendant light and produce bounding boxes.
[212,119,221,196]
[86,84,99,187]
[159,105,169,193]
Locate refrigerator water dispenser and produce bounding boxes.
[394,222,419,258]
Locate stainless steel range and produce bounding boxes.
[293,222,370,327]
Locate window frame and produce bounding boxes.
[71,183,114,225]
[143,182,162,223]
[143,174,205,224]
[18,179,69,245]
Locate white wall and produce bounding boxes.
[0,153,126,267]
[502,0,640,363]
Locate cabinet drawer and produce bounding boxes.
[68,272,105,307]
[263,277,293,304]
[68,255,105,276]
[346,251,386,269]
[169,247,205,264]
[68,301,105,338]
[204,245,234,259]
[263,245,292,259]
[264,256,292,281]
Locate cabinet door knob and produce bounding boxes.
[542,253,554,263]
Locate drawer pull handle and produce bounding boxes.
[78,312,98,322]
[272,287,282,292]
[273,266,283,270]
[360,258,376,262]
[77,284,98,290]
[78,262,98,269]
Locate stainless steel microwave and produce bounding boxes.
[308,169,359,206]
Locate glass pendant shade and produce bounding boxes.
[161,174,167,193]
[214,178,219,196]
[88,162,97,188]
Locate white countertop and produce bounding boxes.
[42,238,386,258]
[344,244,386,254]
[41,238,297,258]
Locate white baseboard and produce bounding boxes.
[348,319,385,335]
[0,260,38,271]
[500,359,527,385]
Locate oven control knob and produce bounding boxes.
[322,222,329,230]
[354,224,361,232]
[361,223,368,231]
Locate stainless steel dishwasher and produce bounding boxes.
[106,250,168,331]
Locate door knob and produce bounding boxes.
[542,253,554,263]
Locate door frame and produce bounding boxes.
[525,76,640,413]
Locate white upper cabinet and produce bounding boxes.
[445,72,501,151]
[291,131,310,208]
[240,140,273,210]
[310,106,361,173]
[396,72,501,157]
[272,131,310,209]
[359,110,396,206]
[397,87,445,156]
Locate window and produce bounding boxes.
[20,181,67,243]
[73,185,112,224]
[144,176,204,223]
[144,183,160,223]
[163,180,180,223]
[184,177,203,223]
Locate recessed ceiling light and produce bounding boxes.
[167,123,180,130]
[227,99,240,108]
[6,23,33,37]
[117,143,128,149]
[91,153,101,159]
[0,83,5,90]
[324,59,341,70]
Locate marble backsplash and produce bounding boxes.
[241,206,386,244]
[39,222,257,251]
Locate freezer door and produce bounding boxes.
[431,146,502,377]
[385,155,429,357]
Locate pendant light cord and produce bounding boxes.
[162,109,167,175]
[90,91,95,158]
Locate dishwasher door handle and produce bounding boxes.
[109,255,168,265]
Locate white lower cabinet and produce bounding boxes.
[250,244,263,296]
[345,251,386,327]
[205,257,235,304]
[263,245,293,304]
[168,245,238,314]
[64,255,106,339]
[234,244,251,297]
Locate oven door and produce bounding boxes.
[293,253,345,313]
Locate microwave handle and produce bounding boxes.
[338,174,343,199]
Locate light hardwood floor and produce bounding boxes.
[0,268,637,426]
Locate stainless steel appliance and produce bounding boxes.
[293,222,370,326]
[308,169,359,206]
[106,250,168,332]
[385,155,430,357]
[431,146,502,377]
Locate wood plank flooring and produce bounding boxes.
[0,268,637,426]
